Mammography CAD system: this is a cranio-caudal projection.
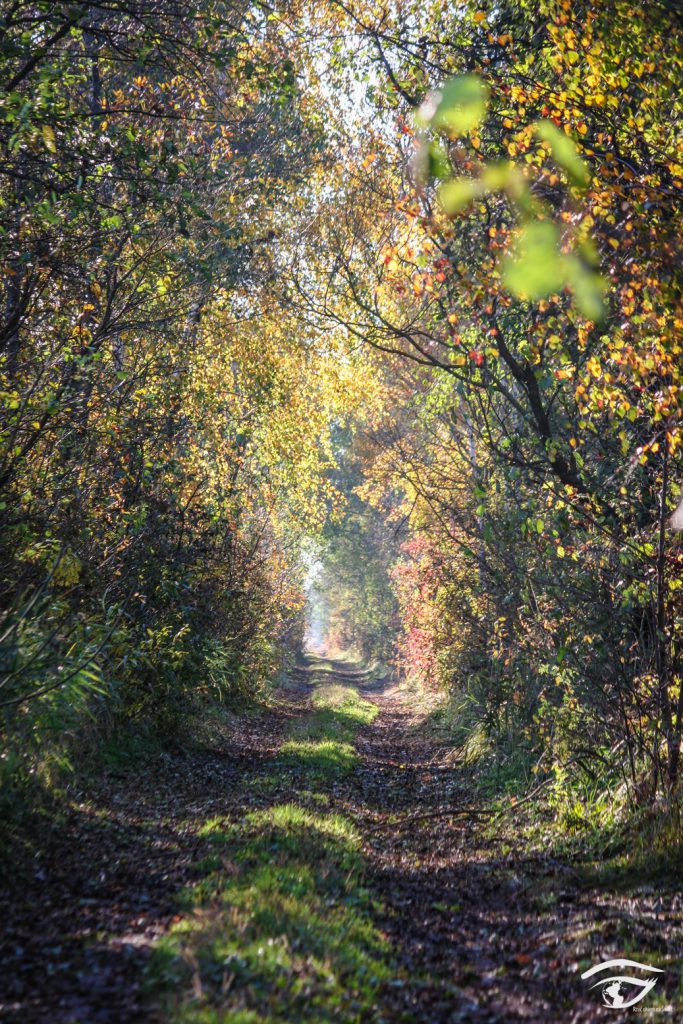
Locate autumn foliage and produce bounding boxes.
[1,0,682,810]
[299,0,683,797]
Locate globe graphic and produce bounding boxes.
[603,981,627,1008]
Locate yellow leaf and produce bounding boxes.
[42,124,56,153]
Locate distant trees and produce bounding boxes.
[312,429,399,662]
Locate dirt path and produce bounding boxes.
[352,678,626,1022]
[1,660,679,1022]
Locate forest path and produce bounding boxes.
[1,657,673,1022]
[347,671,618,1022]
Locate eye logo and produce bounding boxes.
[581,958,663,1009]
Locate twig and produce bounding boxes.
[368,773,557,833]
[367,805,492,832]
[491,775,556,823]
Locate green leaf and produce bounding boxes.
[564,255,606,321]
[481,162,514,189]
[427,141,451,180]
[438,177,482,213]
[431,75,488,137]
[503,222,564,299]
[534,121,589,187]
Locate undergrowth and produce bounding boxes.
[408,676,683,889]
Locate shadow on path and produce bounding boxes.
[2,656,680,1022]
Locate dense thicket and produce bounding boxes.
[0,1,358,795]
[298,0,683,798]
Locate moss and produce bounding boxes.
[278,738,357,777]
[148,805,391,1023]
[147,675,393,1023]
